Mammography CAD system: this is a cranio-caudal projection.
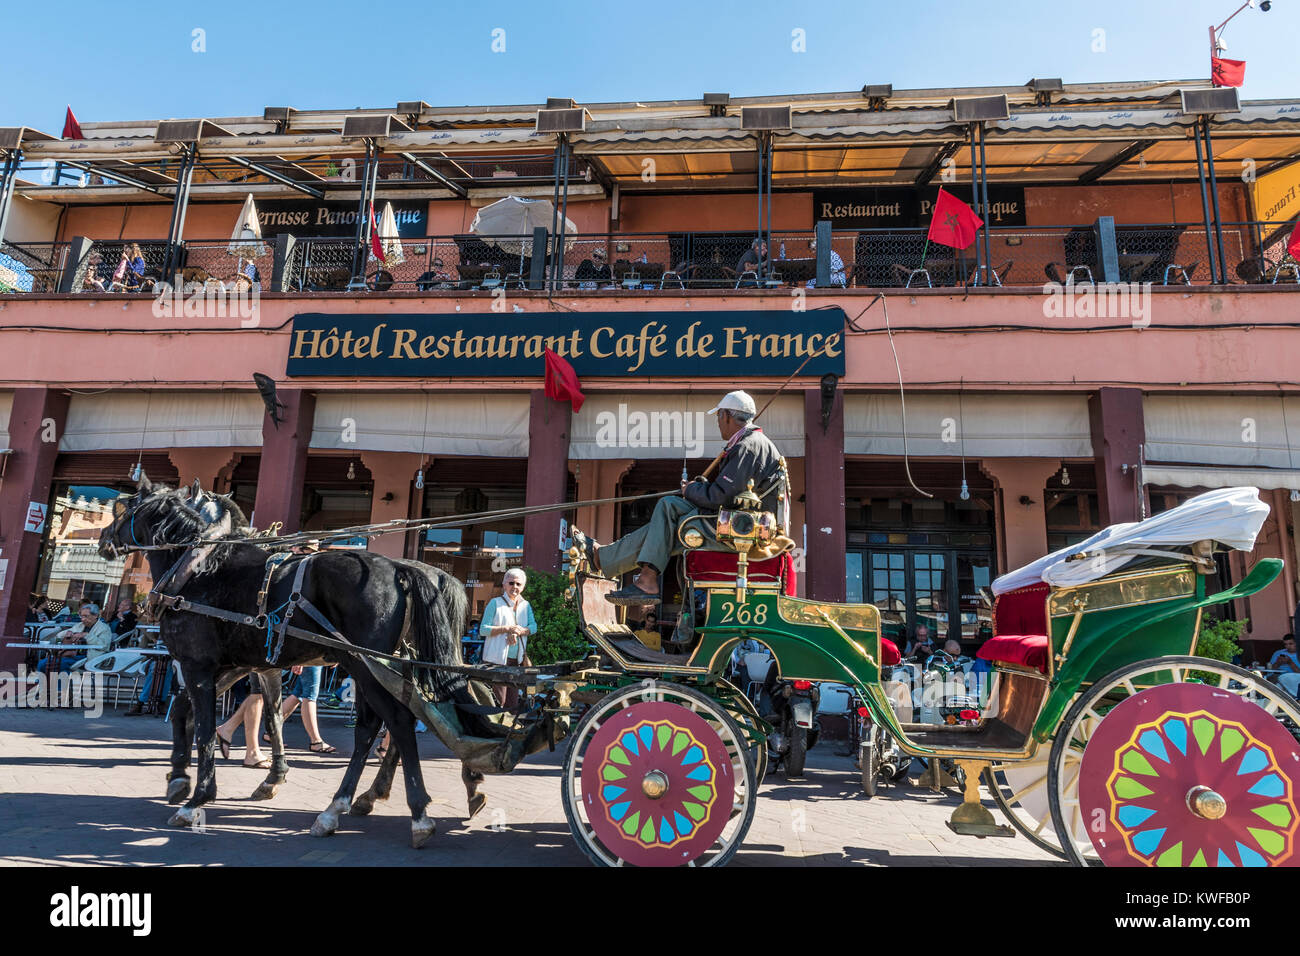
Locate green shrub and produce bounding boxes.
[1196,616,1246,664]
[522,568,589,665]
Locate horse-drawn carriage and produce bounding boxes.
[557,483,1300,867]
[105,476,1299,867]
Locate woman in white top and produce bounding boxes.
[481,568,539,706]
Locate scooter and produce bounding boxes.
[757,660,821,777]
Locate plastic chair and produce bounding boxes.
[1163,263,1195,285]
[892,263,932,288]
[659,270,684,290]
[735,269,759,289]
[80,649,148,708]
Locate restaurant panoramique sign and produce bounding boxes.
[286,310,846,378]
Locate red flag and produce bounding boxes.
[1211,56,1246,88]
[543,347,585,413]
[1288,219,1300,262]
[368,202,385,263]
[62,106,83,140]
[927,187,984,250]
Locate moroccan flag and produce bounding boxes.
[1288,219,1300,262]
[544,347,585,412]
[927,187,984,250]
[62,106,83,140]
[368,202,385,263]
[1211,56,1246,88]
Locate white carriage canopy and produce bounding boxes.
[992,486,1270,594]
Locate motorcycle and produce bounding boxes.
[755,659,821,777]
[908,650,980,789]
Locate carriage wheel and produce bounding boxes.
[562,682,758,867]
[985,707,1082,860]
[715,678,769,782]
[1048,657,1300,867]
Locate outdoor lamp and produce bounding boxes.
[1060,466,1071,486]
[415,468,425,490]
[960,479,970,501]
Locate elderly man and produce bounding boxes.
[571,390,785,605]
[38,603,114,673]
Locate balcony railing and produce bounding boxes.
[3,220,1296,297]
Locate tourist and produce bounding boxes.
[807,236,847,287]
[905,623,934,660]
[26,594,49,623]
[1268,634,1300,696]
[278,664,337,753]
[120,244,149,292]
[214,674,270,768]
[38,603,113,673]
[481,568,538,706]
[575,247,612,289]
[82,256,107,292]
[106,598,138,637]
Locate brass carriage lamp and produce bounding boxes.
[715,480,777,602]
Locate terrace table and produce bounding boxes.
[773,257,816,283]
[5,643,82,706]
[1118,253,1160,283]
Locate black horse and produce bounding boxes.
[99,476,475,848]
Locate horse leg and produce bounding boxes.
[251,671,287,801]
[311,711,382,836]
[347,701,391,816]
[166,689,193,805]
[169,671,217,828]
[462,763,487,820]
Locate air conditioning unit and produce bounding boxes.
[536,108,587,133]
[341,115,411,139]
[1179,87,1242,116]
[741,106,792,130]
[546,98,577,110]
[951,94,1010,123]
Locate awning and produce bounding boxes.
[1143,464,1300,491]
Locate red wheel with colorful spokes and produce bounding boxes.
[562,683,757,867]
[1048,657,1300,866]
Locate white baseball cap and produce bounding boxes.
[708,390,757,416]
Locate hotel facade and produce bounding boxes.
[1,78,1298,666]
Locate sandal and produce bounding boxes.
[375,744,388,759]
[243,757,271,769]
[309,741,337,754]
[215,729,232,761]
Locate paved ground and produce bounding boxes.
[0,707,1059,866]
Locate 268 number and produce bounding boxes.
[719,601,768,626]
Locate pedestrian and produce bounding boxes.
[481,568,538,707]
[278,664,337,753]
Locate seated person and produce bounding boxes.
[1268,633,1300,697]
[632,610,662,651]
[939,638,967,663]
[806,236,847,287]
[120,244,151,291]
[82,256,108,293]
[105,598,138,637]
[736,239,767,280]
[904,624,935,661]
[26,594,50,623]
[571,390,785,606]
[38,603,113,673]
[574,248,613,289]
[416,258,454,291]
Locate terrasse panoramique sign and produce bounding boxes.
[286,310,847,377]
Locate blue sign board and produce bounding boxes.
[285,310,846,378]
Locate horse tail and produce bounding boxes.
[395,562,469,701]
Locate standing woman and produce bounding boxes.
[481,568,538,707]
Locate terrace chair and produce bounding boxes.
[1271,258,1300,284]
[734,269,759,289]
[1163,262,1197,285]
[968,260,1013,288]
[479,271,503,290]
[620,270,642,290]
[659,270,684,290]
[79,649,148,709]
[891,263,932,288]
[1045,262,1093,285]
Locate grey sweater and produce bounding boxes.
[683,426,784,514]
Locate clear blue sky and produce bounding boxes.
[4,0,1296,128]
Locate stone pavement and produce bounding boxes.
[0,707,1059,867]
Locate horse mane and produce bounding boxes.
[134,486,253,570]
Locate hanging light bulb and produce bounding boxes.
[415,468,425,490]
[960,479,970,501]
[1291,489,1300,503]
[130,461,142,482]
[1138,153,1147,170]
[346,459,355,480]
[1060,466,1071,487]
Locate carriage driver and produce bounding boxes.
[569,390,785,606]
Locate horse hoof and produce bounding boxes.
[467,793,487,819]
[309,816,337,838]
[411,816,436,849]
[250,782,279,801]
[350,794,375,816]
[167,807,195,828]
[167,778,192,805]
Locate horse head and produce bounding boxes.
[98,472,249,558]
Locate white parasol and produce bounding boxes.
[370,201,406,265]
[470,196,576,257]
[227,194,268,259]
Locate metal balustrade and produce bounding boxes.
[2,221,1295,296]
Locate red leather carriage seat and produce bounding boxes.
[684,550,797,596]
[977,582,1050,674]
[881,638,901,666]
